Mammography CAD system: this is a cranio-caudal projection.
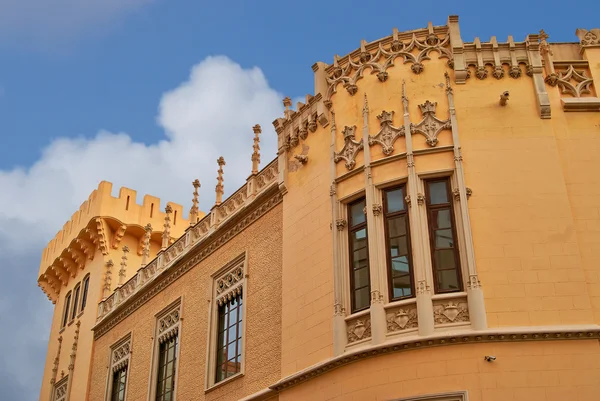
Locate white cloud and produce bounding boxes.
[0,55,285,400]
[0,0,155,43]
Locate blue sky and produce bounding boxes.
[0,1,598,400]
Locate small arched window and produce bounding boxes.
[62,292,72,328]
[80,274,90,312]
[71,283,81,321]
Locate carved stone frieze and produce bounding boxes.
[386,307,418,332]
[334,126,364,170]
[410,101,451,147]
[347,317,372,344]
[158,305,180,344]
[433,299,470,325]
[325,24,452,105]
[368,110,405,156]
[111,337,131,372]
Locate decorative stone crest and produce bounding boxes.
[575,28,600,47]
[386,308,418,332]
[368,110,405,156]
[334,125,363,170]
[347,318,372,343]
[411,101,451,147]
[335,219,347,231]
[433,300,469,324]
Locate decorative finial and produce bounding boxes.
[444,72,453,95]
[118,246,129,286]
[162,206,172,249]
[283,97,292,109]
[363,93,369,114]
[251,124,261,174]
[103,259,113,298]
[215,157,226,206]
[141,224,152,267]
[189,180,200,225]
[330,110,336,131]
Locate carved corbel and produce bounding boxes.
[94,218,110,255]
[334,126,364,170]
[75,238,95,260]
[51,263,68,286]
[67,247,85,270]
[410,101,451,147]
[59,257,77,278]
[294,154,308,164]
[111,225,127,249]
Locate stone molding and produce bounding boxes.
[269,325,600,392]
[92,185,283,340]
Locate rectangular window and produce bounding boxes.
[62,292,72,328]
[349,198,370,313]
[71,284,81,321]
[81,275,90,312]
[425,178,462,293]
[155,335,178,401]
[383,186,414,300]
[111,366,128,401]
[215,292,243,383]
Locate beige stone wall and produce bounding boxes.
[277,339,600,401]
[88,203,283,401]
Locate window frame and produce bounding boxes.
[348,197,371,314]
[424,177,463,294]
[53,375,69,401]
[71,283,81,322]
[80,274,90,314]
[104,332,132,401]
[214,290,243,384]
[147,298,182,401]
[61,291,72,329]
[383,185,415,301]
[205,253,247,391]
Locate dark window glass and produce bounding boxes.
[215,291,243,383]
[349,198,370,312]
[111,366,127,401]
[62,293,71,328]
[71,285,80,320]
[425,179,462,293]
[155,335,178,401]
[81,276,89,312]
[384,187,414,300]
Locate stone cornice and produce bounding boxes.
[92,185,283,340]
[269,325,600,392]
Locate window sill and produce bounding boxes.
[67,319,75,327]
[344,308,370,322]
[205,372,243,393]
[431,291,467,301]
[385,297,417,309]
[59,327,65,334]
[77,310,84,319]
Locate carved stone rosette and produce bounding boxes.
[334,126,363,170]
[368,110,405,156]
[347,317,372,344]
[433,298,470,325]
[386,306,418,333]
[410,101,451,147]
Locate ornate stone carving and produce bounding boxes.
[294,154,308,164]
[103,260,113,298]
[576,28,600,47]
[94,218,110,255]
[386,307,418,332]
[549,65,594,98]
[334,125,363,170]
[372,204,382,216]
[335,219,347,231]
[54,376,68,401]
[215,157,226,206]
[333,302,346,316]
[416,280,430,294]
[216,264,243,296]
[111,224,127,249]
[410,101,451,147]
[468,274,481,289]
[370,289,383,304]
[433,300,469,324]
[189,179,201,226]
[118,246,129,286]
[347,318,372,343]
[325,25,452,105]
[405,195,411,207]
[251,124,261,174]
[475,66,488,80]
[416,193,425,206]
[111,337,131,372]
[368,110,405,156]
[158,305,180,344]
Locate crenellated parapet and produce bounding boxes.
[37,181,201,303]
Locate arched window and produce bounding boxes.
[71,284,81,321]
[80,274,90,313]
[62,292,72,328]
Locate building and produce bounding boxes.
[37,15,600,401]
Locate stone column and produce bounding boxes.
[445,73,487,330]
[401,82,435,336]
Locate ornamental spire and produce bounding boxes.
[141,224,152,267]
[215,157,226,206]
[251,124,261,174]
[189,179,200,225]
[162,205,172,250]
[118,246,129,286]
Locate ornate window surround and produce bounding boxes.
[53,375,68,401]
[204,252,248,391]
[61,290,72,330]
[70,282,81,323]
[147,297,183,401]
[104,332,132,401]
[79,273,90,316]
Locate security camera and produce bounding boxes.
[499,91,509,106]
[484,355,497,362]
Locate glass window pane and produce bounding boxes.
[428,181,448,204]
[389,236,408,258]
[227,326,236,343]
[434,249,456,272]
[228,307,238,327]
[353,228,367,242]
[387,216,406,237]
[392,276,412,298]
[354,267,369,288]
[433,209,451,229]
[435,229,455,248]
[350,199,366,226]
[385,188,405,213]
[437,269,460,292]
[354,286,370,311]
[391,256,409,274]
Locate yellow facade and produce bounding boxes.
[37,16,600,401]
